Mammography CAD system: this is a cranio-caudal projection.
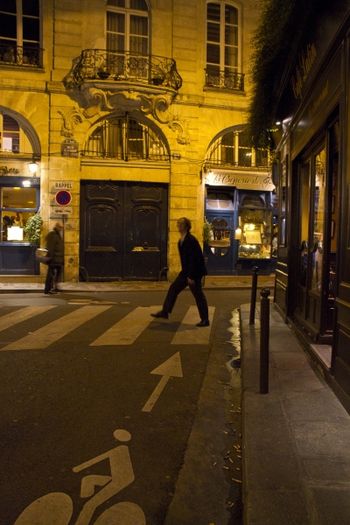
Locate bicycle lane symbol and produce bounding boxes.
[14,429,146,525]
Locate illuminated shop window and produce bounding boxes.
[237,208,272,260]
[0,185,39,242]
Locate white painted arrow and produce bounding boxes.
[142,352,183,413]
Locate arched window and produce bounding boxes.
[106,0,149,56]
[206,126,269,168]
[83,115,169,162]
[205,1,243,90]
[0,112,33,155]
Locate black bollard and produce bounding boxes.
[249,266,259,325]
[260,288,270,394]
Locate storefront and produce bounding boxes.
[204,169,276,274]
[0,109,42,276]
[0,174,40,274]
[272,7,350,407]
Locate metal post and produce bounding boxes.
[62,215,66,283]
[260,288,270,394]
[249,266,259,325]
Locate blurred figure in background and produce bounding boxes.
[44,222,64,295]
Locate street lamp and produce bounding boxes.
[28,159,38,175]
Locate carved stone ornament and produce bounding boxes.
[58,107,84,138]
[63,49,182,124]
[78,86,176,124]
[168,118,190,145]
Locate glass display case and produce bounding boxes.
[237,208,272,259]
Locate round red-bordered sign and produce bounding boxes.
[55,190,72,206]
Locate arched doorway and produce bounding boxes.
[79,113,169,280]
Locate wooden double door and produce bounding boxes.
[80,181,168,280]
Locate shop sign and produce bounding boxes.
[292,49,341,155]
[50,206,73,217]
[0,166,20,176]
[291,43,317,99]
[205,170,275,191]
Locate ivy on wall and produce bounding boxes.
[249,0,345,148]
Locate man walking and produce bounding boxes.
[44,222,64,295]
[152,217,209,326]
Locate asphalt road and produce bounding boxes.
[0,289,250,525]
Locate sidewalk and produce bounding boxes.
[0,275,274,293]
[241,303,350,525]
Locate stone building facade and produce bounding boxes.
[0,0,272,282]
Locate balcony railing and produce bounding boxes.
[66,49,182,91]
[205,69,244,91]
[0,44,43,67]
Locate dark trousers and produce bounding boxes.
[163,273,209,321]
[44,264,62,293]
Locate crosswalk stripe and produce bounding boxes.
[171,306,215,345]
[90,305,161,346]
[0,306,56,333]
[1,305,111,351]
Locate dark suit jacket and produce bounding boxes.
[46,228,64,266]
[178,233,207,280]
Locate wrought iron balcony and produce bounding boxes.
[0,44,43,67]
[205,69,244,91]
[66,49,182,91]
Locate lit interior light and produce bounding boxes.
[234,227,242,240]
[22,180,31,187]
[275,121,281,126]
[282,116,292,126]
[28,160,38,174]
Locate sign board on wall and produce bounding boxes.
[205,170,275,191]
[50,183,73,218]
[50,206,73,218]
[53,181,74,191]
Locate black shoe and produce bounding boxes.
[44,291,56,295]
[151,311,169,319]
[196,320,210,327]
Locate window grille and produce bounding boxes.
[206,127,269,168]
[83,116,169,161]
